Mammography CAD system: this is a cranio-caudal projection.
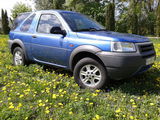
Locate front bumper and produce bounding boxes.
[97,42,156,80]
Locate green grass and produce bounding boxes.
[0,35,160,120]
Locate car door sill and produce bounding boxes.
[33,58,67,69]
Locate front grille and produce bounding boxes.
[140,44,153,52]
[137,42,156,58]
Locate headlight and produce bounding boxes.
[111,42,136,52]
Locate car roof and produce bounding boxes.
[18,10,78,17]
[35,10,77,14]
[19,12,32,15]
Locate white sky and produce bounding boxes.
[0,0,35,18]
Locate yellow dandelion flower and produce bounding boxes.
[26,88,30,92]
[52,94,57,99]
[130,99,134,102]
[38,100,42,103]
[45,99,48,103]
[45,110,50,114]
[95,114,100,120]
[86,98,89,101]
[8,97,11,100]
[9,102,13,105]
[115,114,119,117]
[150,103,154,106]
[25,117,28,120]
[59,89,63,93]
[18,103,22,108]
[74,96,78,99]
[95,90,100,93]
[15,107,19,111]
[115,108,121,113]
[92,93,98,97]
[19,94,24,98]
[89,102,93,105]
[145,114,148,117]
[63,91,67,94]
[69,111,73,115]
[132,105,137,108]
[2,86,6,91]
[60,94,64,97]
[41,90,45,93]
[39,103,45,107]
[130,116,134,119]
[9,105,14,109]
[58,103,63,106]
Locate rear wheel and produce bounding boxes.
[13,47,28,66]
[73,57,108,89]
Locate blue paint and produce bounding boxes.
[9,10,151,70]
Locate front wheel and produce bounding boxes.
[73,57,108,89]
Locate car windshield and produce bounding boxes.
[60,12,105,32]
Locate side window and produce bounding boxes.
[20,14,36,32]
[37,14,63,34]
[12,13,31,30]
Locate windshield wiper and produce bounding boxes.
[96,29,107,31]
[75,28,98,32]
[75,28,107,32]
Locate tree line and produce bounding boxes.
[1,9,10,34]
[0,2,31,34]
[34,0,160,36]
[1,0,160,36]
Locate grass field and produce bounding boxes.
[0,35,159,120]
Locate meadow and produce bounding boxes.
[0,35,159,120]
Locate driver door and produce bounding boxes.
[31,14,67,66]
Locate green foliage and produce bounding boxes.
[34,0,65,10]
[129,1,139,34]
[0,35,160,119]
[65,0,106,25]
[156,3,160,37]
[116,0,158,35]
[33,0,160,36]
[11,2,32,19]
[1,9,10,34]
[115,14,128,33]
[1,9,5,33]
[105,2,115,31]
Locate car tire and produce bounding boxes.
[13,47,28,66]
[73,57,108,89]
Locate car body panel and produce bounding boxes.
[9,10,156,80]
[76,31,150,43]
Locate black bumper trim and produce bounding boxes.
[97,51,156,80]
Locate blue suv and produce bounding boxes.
[9,10,156,89]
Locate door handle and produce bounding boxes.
[32,35,37,38]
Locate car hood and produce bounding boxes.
[76,31,150,43]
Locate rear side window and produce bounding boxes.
[12,13,31,30]
[20,14,36,32]
[37,14,63,34]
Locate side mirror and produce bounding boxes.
[50,27,66,36]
